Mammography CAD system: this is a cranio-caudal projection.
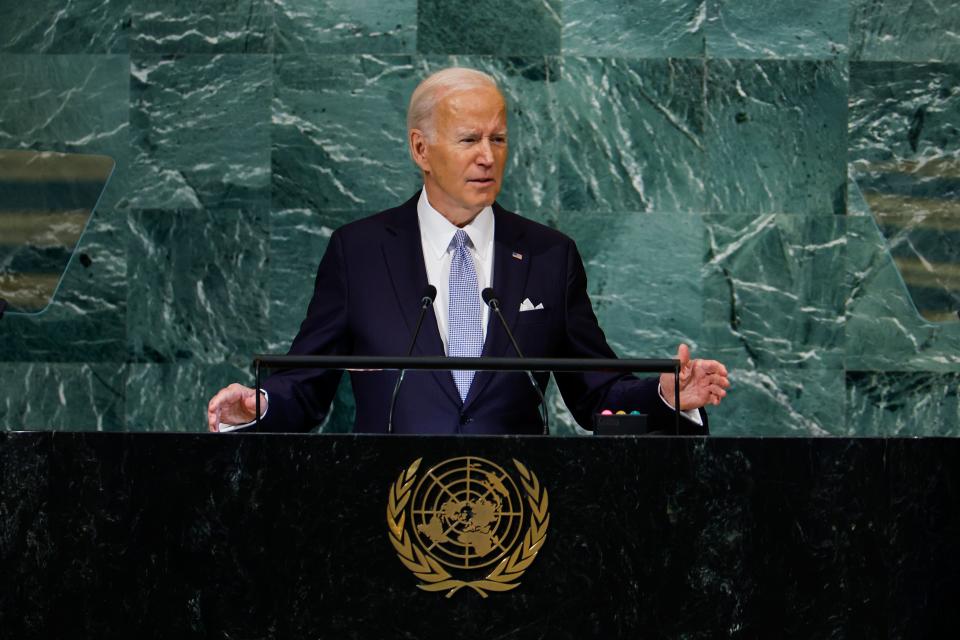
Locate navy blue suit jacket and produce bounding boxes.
[259,193,700,434]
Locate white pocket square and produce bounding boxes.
[519,298,544,312]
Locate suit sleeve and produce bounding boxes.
[553,239,706,432]
[258,230,352,432]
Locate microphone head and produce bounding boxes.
[421,285,437,305]
[481,288,497,307]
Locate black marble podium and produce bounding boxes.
[1,432,958,639]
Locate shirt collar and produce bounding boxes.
[417,188,494,260]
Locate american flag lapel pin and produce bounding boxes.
[512,251,523,260]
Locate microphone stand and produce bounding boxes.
[482,289,550,435]
[387,286,437,434]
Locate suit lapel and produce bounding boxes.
[463,205,531,410]
[381,195,462,406]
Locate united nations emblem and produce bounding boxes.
[386,456,550,598]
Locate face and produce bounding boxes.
[409,86,508,226]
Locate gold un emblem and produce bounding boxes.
[387,456,550,598]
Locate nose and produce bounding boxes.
[476,138,494,166]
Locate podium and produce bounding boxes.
[1,431,958,638]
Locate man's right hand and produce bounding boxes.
[206,383,267,432]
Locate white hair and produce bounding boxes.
[407,67,500,140]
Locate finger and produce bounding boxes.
[207,395,223,432]
[207,391,226,431]
[207,390,229,423]
[208,392,232,431]
[700,389,720,406]
[711,389,727,406]
[696,359,728,377]
[706,386,728,402]
[689,361,730,386]
[707,373,730,388]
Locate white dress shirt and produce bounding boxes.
[416,189,494,353]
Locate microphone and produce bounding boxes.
[387,285,437,434]
[481,288,549,435]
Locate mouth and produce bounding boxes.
[467,178,496,186]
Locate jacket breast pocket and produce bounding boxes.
[514,310,555,356]
[516,309,550,325]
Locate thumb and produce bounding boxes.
[676,343,691,367]
[676,343,692,382]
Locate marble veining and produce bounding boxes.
[850,0,960,62]
[706,0,847,59]
[703,213,848,368]
[125,362,257,431]
[274,0,416,53]
[416,0,561,55]
[707,367,845,436]
[131,0,274,53]
[271,54,420,213]
[705,58,847,214]
[557,57,706,213]
[0,2,958,435]
[560,211,705,359]
[847,370,960,436]
[562,0,705,58]
[130,54,272,210]
[0,0,130,53]
[0,364,126,430]
[126,209,269,366]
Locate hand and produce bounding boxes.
[659,344,730,411]
[206,383,266,432]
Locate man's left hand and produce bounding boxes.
[659,344,730,411]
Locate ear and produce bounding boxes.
[409,128,432,174]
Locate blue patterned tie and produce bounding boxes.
[448,229,483,401]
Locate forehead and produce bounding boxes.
[436,87,507,130]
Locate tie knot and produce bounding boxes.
[450,229,470,252]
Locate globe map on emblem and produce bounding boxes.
[410,456,525,570]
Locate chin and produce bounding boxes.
[473,188,500,204]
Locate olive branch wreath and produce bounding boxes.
[386,457,550,598]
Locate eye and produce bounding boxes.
[491,135,507,145]
[460,136,478,144]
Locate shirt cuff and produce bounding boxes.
[218,389,269,432]
[657,384,703,426]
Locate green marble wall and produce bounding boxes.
[1,0,958,435]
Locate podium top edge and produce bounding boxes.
[251,354,680,373]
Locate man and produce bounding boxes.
[207,67,729,434]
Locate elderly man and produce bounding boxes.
[207,67,729,434]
